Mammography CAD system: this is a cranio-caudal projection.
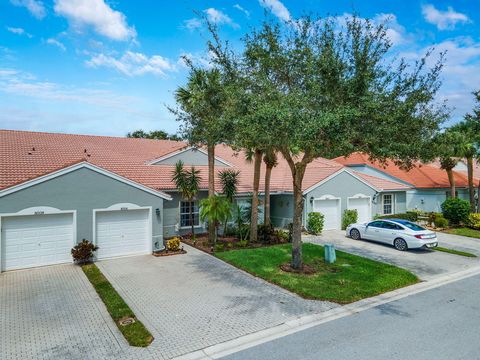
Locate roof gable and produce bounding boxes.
[148,147,232,167]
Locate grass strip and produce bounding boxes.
[444,227,480,239]
[82,264,153,347]
[434,246,477,258]
[216,243,418,304]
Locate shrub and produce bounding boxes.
[224,225,238,237]
[379,213,418,222]
[286,222,293,242]
[166,237,181,252]
[467,213,480,229]
[237,239,248,248]
[276,229,289,242]
[441,198,470,225]
[257,223,275,243]
[434,215,449,229]
[342,209,358,230]
[214,243,225,252]
[307,212,324,235]
[427,212,443,227]
[71,239,98,264]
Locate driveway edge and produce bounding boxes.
[172,265,480,360]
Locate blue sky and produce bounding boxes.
[0,0,479,136]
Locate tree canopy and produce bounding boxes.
[126,129,181,141]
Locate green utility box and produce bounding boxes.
[324,243,336,264]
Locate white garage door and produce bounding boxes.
[95,209,150,259]
[1,213,74,271]
[313,198,341,230]
[348,197,371,223]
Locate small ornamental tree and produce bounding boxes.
[342,209,358,230]
[219,169,240,234]
[200,195,232,245]
[441,198,470,225]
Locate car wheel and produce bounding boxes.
[394,238,408,251]
[350,228,361,240]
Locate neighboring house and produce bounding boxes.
[334,152,476,214]
[0,130,407,272]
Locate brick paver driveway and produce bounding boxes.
[97,245,336,359]
[1,245,336,360]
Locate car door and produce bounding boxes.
[377,221,402,244]
[363,221,384,241]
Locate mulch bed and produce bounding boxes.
[279,263,318,275]
[152,249,187,257]
[182,235,287,254]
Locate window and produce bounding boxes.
[180,201,199,227]
[382,222,402,230]
[398,221,425,231]
[382,194,393,215]
[368,221,384,228]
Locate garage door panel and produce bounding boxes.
[348,197,371,223]
[313,199,340,230]
[96,209,150,259]
[2,213,74,271]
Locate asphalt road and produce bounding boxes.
[222,274,480,360]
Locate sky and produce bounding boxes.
[0,0,479,137]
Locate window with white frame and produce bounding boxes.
[382,194,393,215]
[180,201,199,227]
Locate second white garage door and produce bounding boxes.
[313,198,341,230]
[95,208,151,259]
[348,197,371,224]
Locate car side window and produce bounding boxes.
[382,222,403,230]
[368,221,384,228]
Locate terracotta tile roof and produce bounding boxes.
[353,171,411,190]
[334,152,474,189]
[428,159,480,180]
[1,130,407,195]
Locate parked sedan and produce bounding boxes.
[346,219,438,251]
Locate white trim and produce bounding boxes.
[0,207,77,272]
[147,146,233,167]
[382,193,395,215]
[179,199,201,229]
[0,162,172,201]
[303,168,381,195]
[311,195,342,230]
[347,194,372,222]
[92,205,153,260]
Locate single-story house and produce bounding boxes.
[0,130,414,271]
[334,152,477,213]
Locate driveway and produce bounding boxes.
[1,245,336,360]
[305,230,480,280]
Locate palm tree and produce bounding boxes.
[218,169,240,234]
[436,129,463,198]
[200,195,232,245]
[172,160,202,243]
[174,67,229,244]
[263,148,278,227]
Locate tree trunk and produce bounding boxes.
[207,143,216,244]
[190,200,195,243]
[446,168,456,198]
[467,156,475,211]
[291,165,307,270]
[250,149,263,242]
[264,163,272,227]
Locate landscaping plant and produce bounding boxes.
[307,212,324,235]
[434,215,449,229]
[71,239,98,264]
[165,237,181,252]
[441,197,470,225]
[200,195,232,245]
[467,213,480,230]
[342,209,358,230]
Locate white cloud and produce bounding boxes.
[10,0,46,19]
[183,18,202,31]
[53,0,136,41]
[372,13,409,46]
[46,38,66,51]
[85,51,177,77]
[204,8,239,28]
[422,4,470,31]
[259,0,290,22]
[6,26,33,38]
[178,51,215,70]
[233,4,250,18]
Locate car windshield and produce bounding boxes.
[393,220,425,231]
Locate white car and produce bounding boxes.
[346,219,438,251]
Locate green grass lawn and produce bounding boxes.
[434,246,477,258]
[216,243,418,304]
[82,264,153,347]
[444,227,480,239]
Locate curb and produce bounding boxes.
[172,265,480,360]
